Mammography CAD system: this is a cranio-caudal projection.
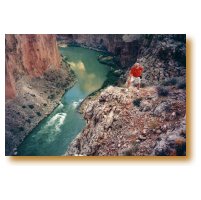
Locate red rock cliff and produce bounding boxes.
[5,34,61,99]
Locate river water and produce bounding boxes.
[17,47,110,156]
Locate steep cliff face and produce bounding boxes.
[5,34,61,99]
[5,34,74,155]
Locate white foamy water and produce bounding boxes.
[33,113,67,143]
[71,99,83,109]
[45,113,67,131]
[17,47,110,155]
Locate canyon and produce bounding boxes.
[5,34,186,156]
[5,34,75,155]
[59,34,186,156]
[57,34,186,86]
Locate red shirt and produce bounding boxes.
[130,65,144,77]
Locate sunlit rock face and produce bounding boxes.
[5,34,61,99]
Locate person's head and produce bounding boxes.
[134,63,140,68]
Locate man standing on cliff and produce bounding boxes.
[127,62,144,91]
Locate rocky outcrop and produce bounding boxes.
[67,85,186,156]
[5,34,75,155]
[5,34,61,99]
[60,34,186,156]
[137,35,186,85]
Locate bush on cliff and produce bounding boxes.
[162,78,177,86]
[177,81,186,89]
[157,86,169,96]
[133,98,142,107]
[28,104,34,109]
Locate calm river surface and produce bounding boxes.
[17,47,110,156]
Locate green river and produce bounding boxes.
[17,47,110,156]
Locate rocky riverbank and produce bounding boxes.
[5,34,78,156]
[67,83,186,156]
[64,34,186,156]
[5,61,76,156]
[6,34,186,156]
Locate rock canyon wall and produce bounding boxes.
[5,34,61,99]
[5,34,186,156]
[5,34,75,155]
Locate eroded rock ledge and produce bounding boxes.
[67,85,186,156]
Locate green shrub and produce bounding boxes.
[177,81,186,89]
[162,78,177,86]
[157,86,169,96]
[26,119,31,124]
[121,143,139,156]
[133,98,142,107]
[36,112,41,116]
[48,94,55,100]
[28,105,34,109]
[141,83,147,88]
[19,127,24,132]
[122,148,133,156]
